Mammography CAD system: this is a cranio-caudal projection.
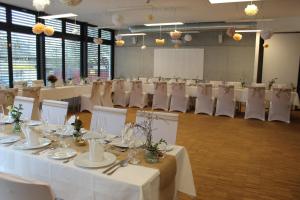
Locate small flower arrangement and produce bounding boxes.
[8,104,23,133]
[268,78,278,90]
[47,75,58,84]
[71,116,86,146]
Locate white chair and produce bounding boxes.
[90,106,127,136]
[148,77,159,84]
[186,79,196,86]
[32,80,44,87]
[138,77,148,84]
[251,83,266,88]
[100,81,113,107]
[0,172,55,200]
[209,80,223,88]
[14,81,27,89]
[129,81,148,108]
[195,84,215,116]
[272,83,288,89]
[113,79,130,107]
[268,88,292,123]
[215,85,236,118]
[169,82,189,113]
[22,87,41,120]
[14,96,34,120]
[152,82,170,111]
[136,111,179,145]
[245,87,266,121]
[81,81,102,112]
[41,100,69,125]
[227,81,242,89]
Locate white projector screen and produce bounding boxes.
[154,48,204,79]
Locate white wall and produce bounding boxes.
[262,33,300,86]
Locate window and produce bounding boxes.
[0,6,6,22]
[45,37,62,80]
[66,22,80,35]
[100,44,111,80]
[45,19,62,32]
[101,30,112,40]
[11,32,37,84]
[65,39,80,80]
[12,10,35,27]
[0,31,9,86]
[88,26,98,38]
[88,42,98,78]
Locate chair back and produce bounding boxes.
[32,80,44,87]
[101,81,113,107]
[171,82,186,97]
[22,87,41,120]
[196,84,213,98]
[114,79,126,92]
[218,85,234,100]
[227,81,242,89]
[55,79,64,87]
[91,106,127,136]
[148,77,159,84]
[90,81,102,106]
[136,111,179,145]
[14,96,34,120]
[271,88,292,106]
[247,86,265,103]
[272,83,288,89]
[41,100,68,125]
[138,77,148,83]
[131,81,143,94]
[154,82,167,96]
[0,172,55,200]
[0,88,18,114]
[209,81,223,88]
[14,81,27,89]
[186,79,196,86]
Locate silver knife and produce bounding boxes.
[102,160,122,174]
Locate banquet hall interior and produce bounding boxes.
[0,0,299,200]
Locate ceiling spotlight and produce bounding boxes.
[244,4,259,16]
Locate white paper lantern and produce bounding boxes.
[93,38,103,45]
[184,34,192,42]
[261,30,273,40]
[115,34,122,40]
[244,4,259,16]
[33,0,50,11]
[60,0,82,6]
[112,14,124,27]
[170,30,182,40]
[141,45,147,50]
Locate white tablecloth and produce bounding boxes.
[0,144,196,200]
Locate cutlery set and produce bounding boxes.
[102,159,129,175]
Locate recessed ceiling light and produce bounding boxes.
[209,0,260,4]
[235,29,261,33]
[39,13,78,20]
[144,22,184,26]
[118,33,146,36]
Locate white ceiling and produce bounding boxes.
[1,0,300,31]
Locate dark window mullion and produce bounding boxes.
[62,20,66,82]
[6,7,13,88]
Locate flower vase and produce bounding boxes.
[50,82,55,88]
[13,121,21,133]
[144,149,160,163]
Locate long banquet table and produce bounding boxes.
[0,126,196,200]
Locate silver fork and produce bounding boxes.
[107,160,128,175]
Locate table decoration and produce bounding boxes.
[268,77,278,90]
[8,104,23,133]
[71,116,87,146]
[47,75,58,88]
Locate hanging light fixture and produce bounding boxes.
[244,2,259,16]
[93,38,103,45]
[226,27,236,37]
[44,26,55,36]
[32,22,45,34]
[115,39,125,47]
[233,33,243,41]
[33,0,50,11]
[184,34,192,42]
[141,35,147,50]
[170,30,182,40]
[155,26,165,46]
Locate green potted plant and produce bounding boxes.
[47,75,58,88]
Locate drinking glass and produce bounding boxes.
[0,105,5,133]
[127,134,140,165]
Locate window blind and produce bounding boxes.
[45,19,62,32]
[101,30,111,40]
[100,44,111,80]
[12,10,35,27]
[88,42,98,77]
[0,31,9,86]
[45,37,63,80]
[88,26,98,38]
[66,22,81,35]
[65,39,81,80]
[0,6,6,22]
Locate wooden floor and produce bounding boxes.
[77,109,300,200]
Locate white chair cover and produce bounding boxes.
[227,81,242,89]
[22,87,41,120]
[152,82,170,111]
[113,79,130,107]
[195,84,214,116]
[185,79,196,86]
[168,78,177,84]
[245,87,266,121]
[215,85,236,118]
[90,106,127,136]
[268,88,292,123]
[209,81,223,88]
[148,77,159,84]
[81,81,102,112]
[169,83,189,113]
[100,81,113,107]
[41,100,69,125]
[272,83,288,89]
[129,81,148,108]
[14,81,27,89]
[0,88,18,114]
[0,172,55,200]
[13,96,34,120]
[136,111,179,145]
[251,83,266,88]
[55,79,64,87]
[138,77,148,83]
[32,80,44,87]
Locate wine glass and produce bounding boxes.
[0,105,5,133]
[127,132,140,165]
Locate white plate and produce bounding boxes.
[27,120,42,126]
[48,148,77,160]
[110,140,129,148]
[0,117,14,124]
[158,144,174,152]
[74,152,116,168]
[13,138,51,150]
[0,135,21,144]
